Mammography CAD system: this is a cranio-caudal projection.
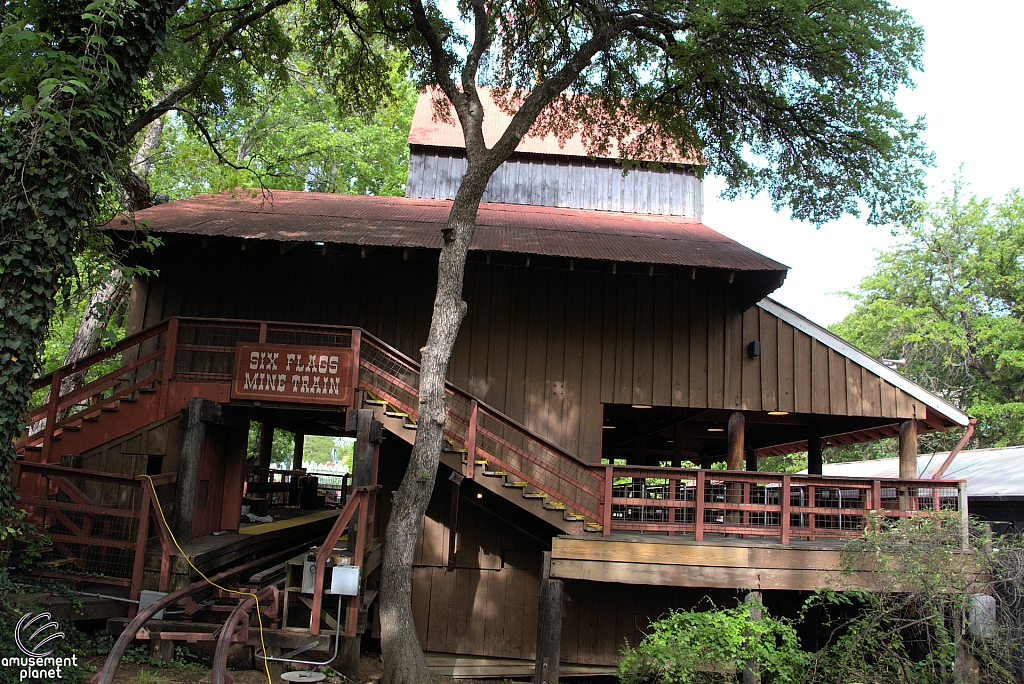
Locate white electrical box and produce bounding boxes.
[330,565,360,596]
[300,559,360,596]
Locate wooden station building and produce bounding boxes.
[16,91,972,674]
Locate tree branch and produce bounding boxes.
[125,0,292,141]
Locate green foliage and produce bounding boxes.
[833,179,1024,449]
[146,57,416,198]
[340,0,933,226]
[0,0,177,507]
[800,513,1023,683]
[618,600,807,683]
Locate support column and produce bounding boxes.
[256,420,274,478]
[534,553,564,684]
[742,591,763,684]
[727,412,745,470]
[745,448,758,472]
[292,432,304,471]
[173,398,207,542]
[898,419,919,512]
[898,419,918,478]
[807,429,823,476]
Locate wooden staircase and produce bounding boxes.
[359,389,600,535]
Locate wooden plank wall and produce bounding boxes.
[377,442,736,665]
[406,148,704,218]
[139,241,915,462]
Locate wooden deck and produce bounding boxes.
[550,532,872,591]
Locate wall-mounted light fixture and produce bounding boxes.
[748,340,761,359]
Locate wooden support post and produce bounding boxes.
[348,409,377,552]
[780,475,791,545]
[603,465,613,536]
[899,419,918,512]
[727,412,745,470]
[694,469,706,541]
[898,419,918,479]
[332,637,361,683]
[807,429,822,475]
[465,400,478,479]
[292,433,304,471]
[129,479,152,615]
[742,591,763,684]
[173,398,207,542]
[534,553,563,684]
[745,447,758,472]
[257,420,274,477]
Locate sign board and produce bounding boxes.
[231,343,353,405]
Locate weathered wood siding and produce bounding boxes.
[136,241,916,461]
[378,444,732,665]
[407,148,704,218]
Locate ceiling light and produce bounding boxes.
[476,493,483,499]
[632,404,653,409]
[707,426,724,432]
[314,241,325,246]
[767,411,789,416]
[602,424,616,429]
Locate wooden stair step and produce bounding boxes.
[23,444,43,452]
[474,459,488,466]
[523,491,547,499]
[503,481,527,488]
[363,397,386,406]
[82,414,100,422]
[402,422,418,430]
[482,470,507,477]
[543,501,567,510]
[564,512,585,521]
[384,409,409,418]
[119,396,138,403]
[584,522,603,533]
[100,404,120,412]
[138,386,158,394]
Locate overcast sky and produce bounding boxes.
[703,0,1024,326]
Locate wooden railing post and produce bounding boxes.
[780,475,791,544]
[668,477,677,537]
[130,480,152,617]
[159,319,179,418]
[602,466,613,536]
[695,470,706,541]
[350,330,362,400]
[466,400,478,479]
[40,369,64,464]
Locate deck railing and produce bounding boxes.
[19,316,967,548]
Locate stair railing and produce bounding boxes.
[14,462,177,599]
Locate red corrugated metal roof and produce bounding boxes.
[409,89,699,165]
[124,190,787,273]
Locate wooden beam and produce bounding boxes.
[743,592,762,684]
[534,552,563,684]
[292,433,304,471]
[257,420,274,474]
[745,447,758,472]
[899,419,918,478]
[173,398,207,542]
[727,412,745,470]
[807,429,822,475]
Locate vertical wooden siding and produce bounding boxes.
[406,149,704,218]
[140,242,916,462]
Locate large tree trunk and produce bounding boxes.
[379,172,491,684]
[56,270,130,419]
